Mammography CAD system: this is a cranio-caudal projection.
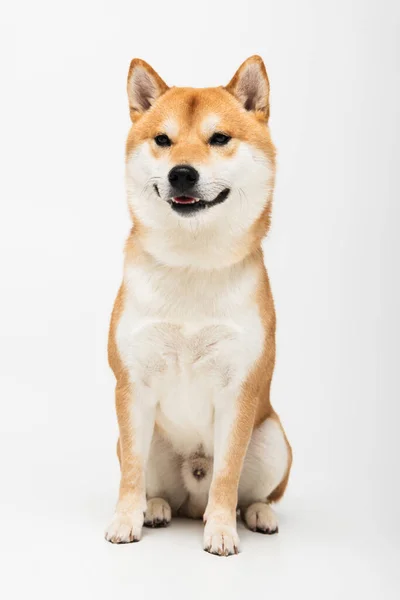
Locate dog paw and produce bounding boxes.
[144,498,171,528]
[105,511,144,544]
[203,520,239,556]
[243,502,278,534]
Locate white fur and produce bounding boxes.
[105,510,144,543]
[161,117,179,140]
[203,519,239,555]
[117,254,264,457]
[200,113,220,137]
[116,249,289,519]
[125,139,273,269]
[111,117,286,550]
[239,417,289,506]
[144,497,171,526]
[243,502,278,532]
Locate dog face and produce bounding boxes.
[125,56,276,266]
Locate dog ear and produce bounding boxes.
[127,59,169,120]
[225,55,270,120]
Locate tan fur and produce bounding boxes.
[204,250,291,520]
[266,412,293,503]
[107,56,292,554]
[108,286,145,528]
[124,59,276,268]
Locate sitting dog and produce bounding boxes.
[105,55,292,556]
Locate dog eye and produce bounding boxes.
[154,134,172,147]
[209,132,231,146]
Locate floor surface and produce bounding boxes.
[2,434,399,600]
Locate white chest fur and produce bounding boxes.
[116,255,264,456]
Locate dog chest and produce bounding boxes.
[115,262,264,454]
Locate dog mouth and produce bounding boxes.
[167,189,230,216]
[171,196,198,205]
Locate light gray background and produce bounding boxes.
[1,0,399,598]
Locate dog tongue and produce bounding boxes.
[174,196,195,204]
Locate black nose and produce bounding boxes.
[168,165,199,192]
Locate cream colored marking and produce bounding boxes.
[200,113,220,137]
[161,116,179,139]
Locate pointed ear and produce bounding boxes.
[127,59,169,120]
[225,55,270,120]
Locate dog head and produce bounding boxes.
[125,56,276,268]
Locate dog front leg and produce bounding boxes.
[105,380,155,543]
[203,389,257,556]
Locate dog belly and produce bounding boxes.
[155,377,215,455]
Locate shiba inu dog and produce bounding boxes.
[105,56,292,556]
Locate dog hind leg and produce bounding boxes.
[238,414,292,534]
